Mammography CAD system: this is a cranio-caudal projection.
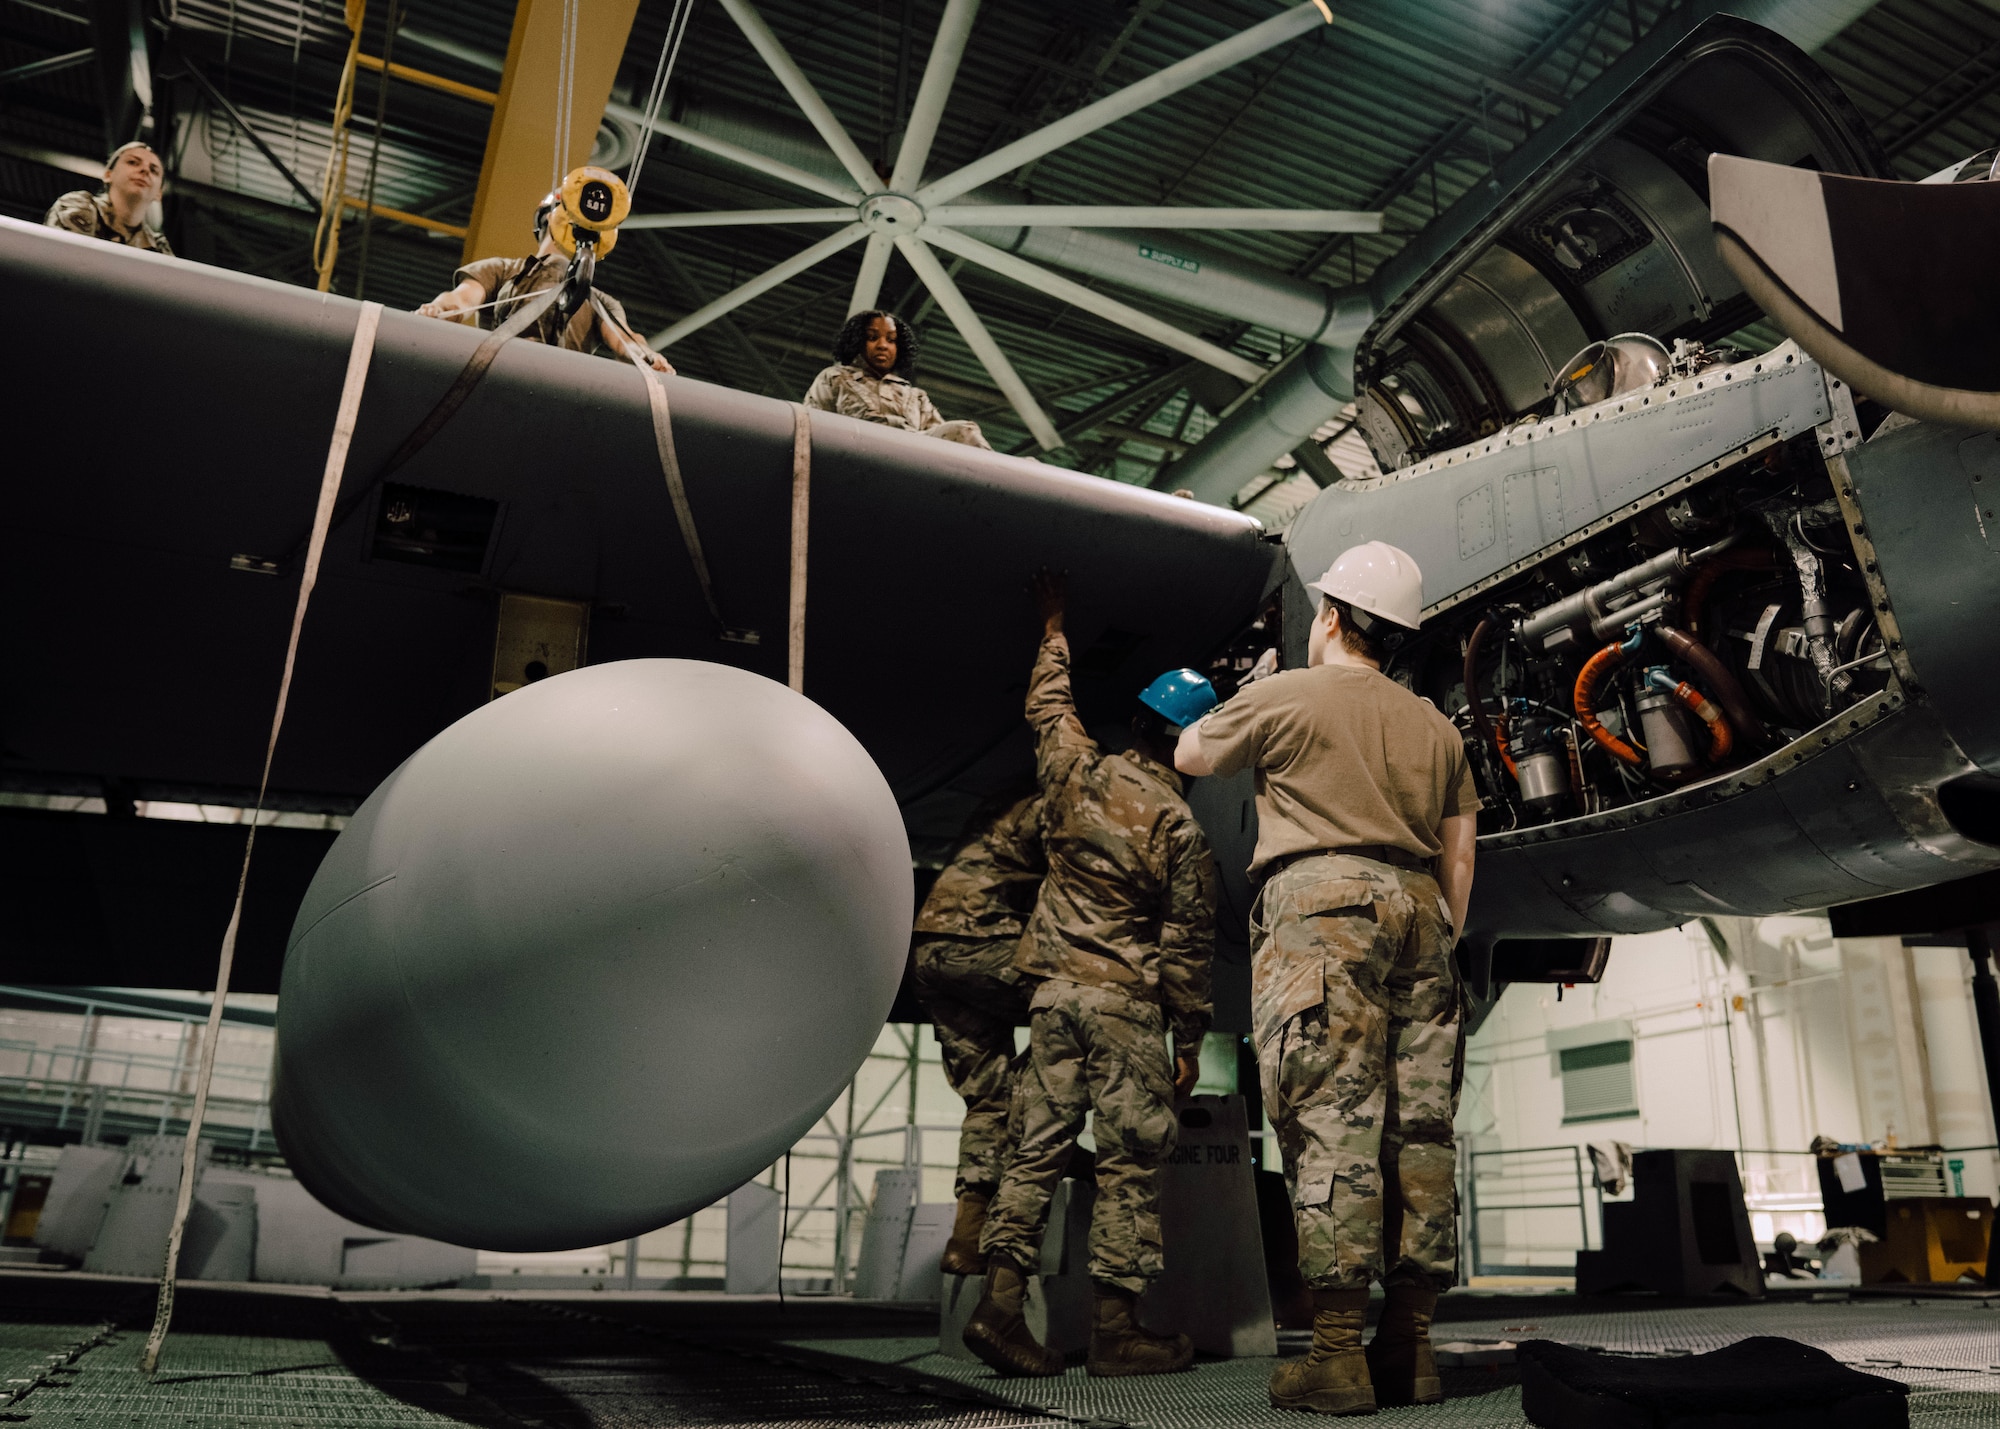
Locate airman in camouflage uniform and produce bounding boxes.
[805,309,992,447]
[964,574,1217,1380]
[1177,542,1478,1415]
[44,142,173,255]
[802,363,993,448]
[912,790,1045,1272]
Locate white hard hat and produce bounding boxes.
[1306,541,1425,631]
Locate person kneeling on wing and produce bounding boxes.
[804,310,992,448]
[418,190,670,372]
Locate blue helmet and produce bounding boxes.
[1138,668,1218,729]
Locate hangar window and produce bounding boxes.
[1559,1040,1638,1124]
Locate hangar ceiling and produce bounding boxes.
[1,0,1991,521]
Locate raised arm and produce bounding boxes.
[1173,723,1215,777]
[594,296,673,372]
[1161,818,1218,1096]
[1025,570,1094,792]
[417,277,488,322]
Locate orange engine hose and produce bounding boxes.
[1493,707,1519,779]
[1574,643,1644,767]
[1667,680,1732,763]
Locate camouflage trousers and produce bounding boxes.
[913,936,1032,1197]
[1251,855,1462,1291]
[980,981,1179,1295]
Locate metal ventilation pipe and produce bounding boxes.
[950,221,1359,346]
[1164,0,1884,506]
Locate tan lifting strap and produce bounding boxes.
[142,301,386,1374]
[788,403,811,694]
[609,297,760,647]
[293,280,566,565]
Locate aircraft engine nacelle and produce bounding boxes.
[270,659,913,1251]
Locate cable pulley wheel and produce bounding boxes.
[546,206,618,259]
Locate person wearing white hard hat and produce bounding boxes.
[1174,540,1478,1417]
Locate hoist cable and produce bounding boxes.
[553,0,579,188]
[626,0,695,204]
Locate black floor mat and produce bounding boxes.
[1518,1335,1909,1429]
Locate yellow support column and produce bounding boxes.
[462,0,643,263]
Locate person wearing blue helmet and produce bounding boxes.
[962,571,1219,1381]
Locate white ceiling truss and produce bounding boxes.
[631,0,1380,449]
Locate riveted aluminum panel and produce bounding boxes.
[1287,344,1832,613]
[1847,420,2000,776]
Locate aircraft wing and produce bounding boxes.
[2,218,1279,982]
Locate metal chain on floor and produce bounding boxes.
[140,301,386,1376]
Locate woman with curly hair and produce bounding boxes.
[803,310,992,449]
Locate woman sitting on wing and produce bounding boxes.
[804,310,992,449]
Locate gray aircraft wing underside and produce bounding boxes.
[2,219,1279,871]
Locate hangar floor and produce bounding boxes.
[3,1270,1998,1426]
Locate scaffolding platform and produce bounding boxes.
[3,1269,2000,1427]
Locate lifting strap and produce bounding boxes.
[142,301,386,1375]
[788,404,811,693]
[370,284,562,490]
[291,281,565,565]
[603,291,758,646]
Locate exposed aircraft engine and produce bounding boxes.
[1275,17,2000,954]
[1421,351,1892,830]
[270,659,912,1250]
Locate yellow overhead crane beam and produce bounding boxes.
[462,0,644,264]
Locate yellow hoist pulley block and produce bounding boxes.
[562,165,630,232]
[546,165,629,257]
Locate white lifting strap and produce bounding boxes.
[789,403,811,693]
[610,301,758,646]
[141,300,385,1375]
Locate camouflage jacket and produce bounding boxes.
[802,364,949,433]
[1017,631,1217,1046]
[454,254,633,354]
[913,792,1046,942]
[44,191,173,255]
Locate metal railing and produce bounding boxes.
[781,1120,960,1293]
[1463,1143,1596,1279]
[0,1032,274,1150]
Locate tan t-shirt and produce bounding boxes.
[1194,663,1479,875]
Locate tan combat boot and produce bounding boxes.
[1269,1287,1375,1415]
[939,1188,991,1276]
[962,1256,1063,1377]
[1085,1285,1193,1377]
[1365,1282,1441,1406]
